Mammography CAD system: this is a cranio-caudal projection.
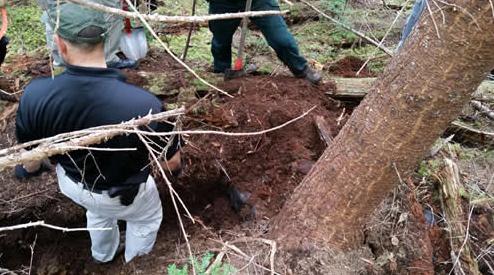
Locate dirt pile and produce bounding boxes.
[326,56,375,77]
[176,75,342,225]
[0,74,345,273]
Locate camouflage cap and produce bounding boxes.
[49,3,108,44]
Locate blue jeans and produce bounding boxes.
[398,0,426,49]
[208,0,308,75]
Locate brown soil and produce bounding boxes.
[326,56,375,77]
[0,58,344,273]
[178,76,342,224]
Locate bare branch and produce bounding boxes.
[0,107,186,171]
[0,106,315,171]
[67,0,286,23]
[0,220,111,232]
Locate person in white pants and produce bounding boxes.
[15,3,182,263]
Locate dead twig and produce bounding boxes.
[0,220,111,232]
[28,234,37,275]
[0,108,186,171]
[68,0,286,23]
[136,132,197,275]
[0,106,315,171]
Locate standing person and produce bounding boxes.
[37,0,137,69]
[15,3,181,263]
[207,0,322,84]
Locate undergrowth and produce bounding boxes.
[166,252,236,275]
[7,5,45,54]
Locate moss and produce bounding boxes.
[291,21,339,64]
[7,5,45,54]
[165,28,213,66]
[417,159,442,178]
[145,74,178,96]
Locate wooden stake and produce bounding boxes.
[182,0,198,61]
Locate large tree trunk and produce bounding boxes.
[271,0,494,251]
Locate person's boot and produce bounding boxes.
[297,66,322,85]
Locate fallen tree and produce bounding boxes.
[271,0,494,256]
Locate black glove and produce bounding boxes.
[108,185,140,206]
[14,162,51,180]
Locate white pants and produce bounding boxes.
[56,165,163,263]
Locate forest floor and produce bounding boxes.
[0,0,493,274]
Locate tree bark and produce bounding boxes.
[271,0,494,251]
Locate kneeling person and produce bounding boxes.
[15,4,180,263]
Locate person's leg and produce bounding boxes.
[250,0,308,76]
[40,10,63,66]
[86,211,120,263]
[398,0,426,49]
[122,176,163,262]
[208,1,242,73]
[56,165,121,263]
[100,0,123,64]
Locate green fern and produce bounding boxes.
[167,252,236,275]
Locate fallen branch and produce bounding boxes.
[447,121,494,147]
[470,100,494,120]
[438,158,481,275]
[299,0,394,56]
[0,106,315,172]
[0,267,17,275]
[0,220,111,232]
[329,78,494,102]
[0,107,186,171]
[68,0,286,23]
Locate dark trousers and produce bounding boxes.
[208,0,308,75]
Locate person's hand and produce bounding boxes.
[14,162,51,180]
[161,151,182,177]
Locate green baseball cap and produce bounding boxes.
[49,3,108,44]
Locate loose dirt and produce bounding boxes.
[326,56,375,78]
[0,52,345,273]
